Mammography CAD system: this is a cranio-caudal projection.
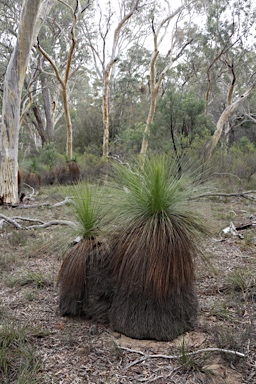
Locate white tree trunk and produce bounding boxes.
[0,0,41,204]
[206,81,256,160]
[140,3,189,159]
[101,0,140,159]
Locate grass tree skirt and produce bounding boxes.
[109,286,198,341]
[107,223,201,341]
[57,239,113,324]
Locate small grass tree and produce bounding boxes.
[108,156,207,341]
[57,184,112,322]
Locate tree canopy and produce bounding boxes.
[0,0,256,202]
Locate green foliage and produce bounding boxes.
[39,142,59,170]
[225,137,256,182]
[27,158,42,173]
[5,270,52,289]
[152,88,215,155]
[8,230,28,246]
[111,155,206,231]
[78,151,108,181]
[0,322,43,383]
[115,123,145,155]
[179,339,210,375]
[70,183,109,239]
[223,269,256,300]
[214,324,252,363]
[230,136,255,155]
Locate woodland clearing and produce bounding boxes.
[0,184,255,384]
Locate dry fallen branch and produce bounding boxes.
[0,214,23,229]
[23,183,36,200]
[121,346,245,369]
[222,221,243,238]
[53,196,75,207]
[17,196,74,209]
[11,216,45,224]
[191,191,256,201]
[0,214,76,230]
[25,220,77,230]
[235,222,255,230]
[18,202,52,209]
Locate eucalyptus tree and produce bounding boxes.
[81,0,142,158]
[0,0,58,147]
[0,0,56,205]
[152,88,215,157]
[37,0,90,159]
[175,0,256,159]
[139,0,199,159]
[201,0,256,159]
[109,44,151,150]
[0,1,22,107]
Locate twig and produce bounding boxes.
[23,183,35,199]
[138,374,164,382]
[121,346,245,369]
[53,196,74,206]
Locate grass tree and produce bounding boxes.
[57,184,112,323]
[57,157,207,341]
[108,156,207,341]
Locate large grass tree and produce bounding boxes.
[108,156,206,340]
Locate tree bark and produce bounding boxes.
[101,0,140,158]
[205,81,256,160]
[32,105,48,146]
[37,1,86,160]
[40,71,54,142]
[102,67,111,158]
[140,3,190,159]
[0,0,41,205]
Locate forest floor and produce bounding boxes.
[0,184,255,384]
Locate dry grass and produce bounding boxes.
[0,185,255,383]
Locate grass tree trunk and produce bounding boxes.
[0,0,41,205]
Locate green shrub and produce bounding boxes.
[39,142,59,170]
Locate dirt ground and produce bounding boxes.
[0,186,255,384]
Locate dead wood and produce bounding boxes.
[16,196,74,209]
[235,222,255,231]
[190,191,256,201]
[0,213,76,230]
[121,346,245,369]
